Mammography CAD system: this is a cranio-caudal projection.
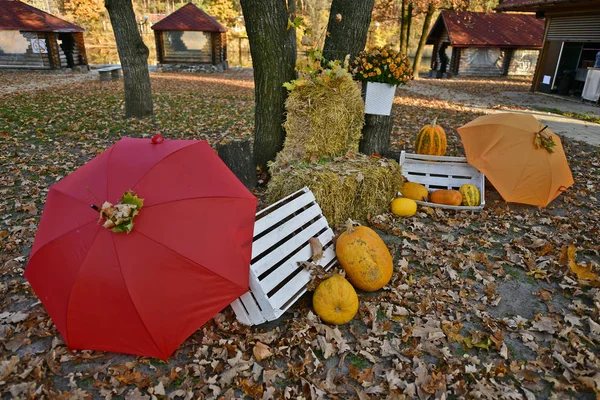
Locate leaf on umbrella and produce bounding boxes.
[309,237,324,261]
[100,191,144,233]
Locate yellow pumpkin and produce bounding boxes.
[391,197,417,217]
[430,189,462,206]
[313,274,359,325]
[401,182,428,201]
[415,118,447,156]
[459,184,481,206]
[335,223,393,292]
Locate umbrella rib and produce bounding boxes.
[134,230,248,292]
[128,141,200,194]
[143,195,255,209]
[29,219,98,260]
[110,234,164,357]
[106,144,118,202]
[546,151,554,206]
[52,186,99,209]
[63,223,101,346]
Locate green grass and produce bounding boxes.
[346,353,371,369]
[536,107,600,124]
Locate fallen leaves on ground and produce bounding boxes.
[0,71,599,399]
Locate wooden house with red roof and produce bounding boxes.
[151,3,228,72]
[0,0,87,70]
[426,11,544,77]
[496,0,600,98]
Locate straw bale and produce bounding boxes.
[278,75,364,164]
[267,154,403,226]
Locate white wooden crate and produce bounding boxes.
[399,151,485,211]
[230,187,337,325]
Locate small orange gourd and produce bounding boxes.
[335,222,393,292]
[430,190,462,206]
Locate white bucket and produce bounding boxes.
[364,82,397,116]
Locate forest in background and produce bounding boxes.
[25,0,500,68]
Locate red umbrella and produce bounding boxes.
[25,138,257,359]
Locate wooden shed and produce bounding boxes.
[426,11,544,77]
[0,0,87,70]
[496,0,600,98]
[151,3,228,73]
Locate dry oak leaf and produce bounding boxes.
[349,365,374,384]
[253,342,273,362]
[566,245,599,284]
[531,316,559,335]
[309,237,324,261]
[240,379,264,400]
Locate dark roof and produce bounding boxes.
[426,11,544,48]
[496,0,600,11]
[0,0,84,32]
[151,3,226,32]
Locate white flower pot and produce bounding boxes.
[364,82,397,116]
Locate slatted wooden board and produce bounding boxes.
[230,187,337,325]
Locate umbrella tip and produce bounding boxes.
[151,134,165,144]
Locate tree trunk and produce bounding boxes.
[105,0,153,118]
[406,3,413,52]
[217,138,256,190]
[412,3,435,79]
[360,113,394,155]
[322,0,375,63]
[241,0,296,169]
[399,0,408,55]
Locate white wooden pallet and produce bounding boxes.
[230,187,337,325]
[399,151,485,211]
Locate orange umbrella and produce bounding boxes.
[457,113,574,207]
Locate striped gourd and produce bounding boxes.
[459,184,480,206]
[415,118,447,156]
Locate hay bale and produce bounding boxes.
[267,154,404,226]
[278,74,364,164]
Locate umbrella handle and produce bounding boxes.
[90,204,99,211]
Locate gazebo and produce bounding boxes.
[426,11,544,77]
[152,3,228,73]
[0,0,87,70]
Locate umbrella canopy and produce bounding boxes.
[25,138,257,359]
[457,113,574,207]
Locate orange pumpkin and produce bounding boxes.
[430,190,462,206]
[335,222,393,292]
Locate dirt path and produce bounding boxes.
[405,79,600,146]
[0,71,95,96]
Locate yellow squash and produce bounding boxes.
[336,223,393,292]
[401,182,428,201]
[313,274,359,325]
[391,197,417,217]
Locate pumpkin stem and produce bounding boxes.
[345,219,356,234]
[431,117,437,128]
